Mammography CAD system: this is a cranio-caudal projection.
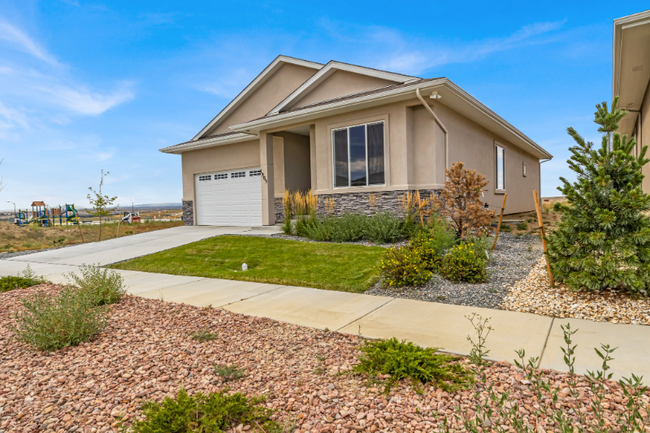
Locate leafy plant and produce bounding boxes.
[0,265,47,292]
[380,245,433,288]
[409,231,444,272]
[516,221,528,231]
[363,211,405,243]
[132,388,281,433]
[547,98,650,295]
[465,313,493,369]
[499,223,512,233]
[86,169,118,241]
[12,287,107,351]
[355,337,472,393]
[65,264,125,306]
[190,329,218,342]
[432,162,495,239]
[440,242,487,283]
[327,212,366,242]
[214,364,246,381]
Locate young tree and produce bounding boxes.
[433,161,494,239]
[87,170,118,241]
[547,97,650,295]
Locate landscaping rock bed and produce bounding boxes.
[367,233,543,309]
[2,285,648,432]
[502,258,650,325]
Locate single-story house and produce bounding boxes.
[161,56,553,226]
[613,9,650,192]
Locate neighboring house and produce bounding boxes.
[613,10,650,192]
[161,56,552,226]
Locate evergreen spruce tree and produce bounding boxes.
[547,97,650,296]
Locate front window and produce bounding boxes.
[333,122,385,187]
[495,144,505,190]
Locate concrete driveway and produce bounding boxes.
[4,225,277,266]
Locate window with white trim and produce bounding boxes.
[231,171,246,178]
[333,121,385,188]
[198,175,211,181]
[495,144,505,190]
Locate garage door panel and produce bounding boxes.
[195,168,263,226]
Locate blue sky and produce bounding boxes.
[0,1,647,210]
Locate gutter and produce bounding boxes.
[416,88,449,169]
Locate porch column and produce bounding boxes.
[260,132,275,225]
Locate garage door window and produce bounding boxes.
[332,121,385,188]
[231,171,246,178]
[198,175,211,181]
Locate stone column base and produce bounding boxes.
[182,200,194,226]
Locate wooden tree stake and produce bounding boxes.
[533,190,554,287]
[76,215,85,243]
[492,193,507,250]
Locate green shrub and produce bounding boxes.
[409,231,443,272]
[440,243,487,283]
[380,245,433,288]
[363,211,405,244]
[516,221,528,231]
[302,216,333,241]
[355,337,472,393]
[190,329,218,342]
[132,388,282,433]
[419,216,457,255]
[65,264,125,306]
[327,212,366,243]
[214,364,246,381]
[12,287,107,351]
[0,265,47,292]
[465,235,492,261]
[499,223,512,233]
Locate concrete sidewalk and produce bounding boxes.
[2,225,649,381]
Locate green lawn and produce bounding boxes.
[109,235,385,293]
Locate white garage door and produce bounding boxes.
[195,168,263,226]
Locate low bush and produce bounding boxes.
[0,265,47,292]
[364,211,405,244]
[214,364,246,381]
[419,217,457,255]
[327,213,366,243]
[380,245,433,288]
[190,329,218,342]
[65,264,125,306]
[12,287,107,351]
[409,231,443,272]
[132,388,282,433]
[440,242,487,283]
[355,337,473,393]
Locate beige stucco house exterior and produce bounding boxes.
[161,56,552,226]
[614,10,650,192]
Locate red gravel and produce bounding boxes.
[1,285,649,432]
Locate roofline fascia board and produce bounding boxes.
[191,55,323,141]
[613,10,650,99]
[160,133,257,154]
[267,61,418,116]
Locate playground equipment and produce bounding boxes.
[15,202,84,227]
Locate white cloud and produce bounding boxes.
[37,81,135,115]
[0,19,59,66]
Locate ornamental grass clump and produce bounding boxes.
[355,337,473,393]
[132,388,282,433]
[440,242,487,283]
[547,97,650,295]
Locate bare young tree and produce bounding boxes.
[87,169,118,241]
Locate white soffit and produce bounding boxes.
[191,55,323,141]
[613,10,650,135]
[267,61,419,116]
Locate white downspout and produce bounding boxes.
[416,88,448,169]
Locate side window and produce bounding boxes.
[495,144,505,190]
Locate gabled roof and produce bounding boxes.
[191,55,323,141]
[267,60,418,116]
[160,131,256,154]
[229,78,553,160]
